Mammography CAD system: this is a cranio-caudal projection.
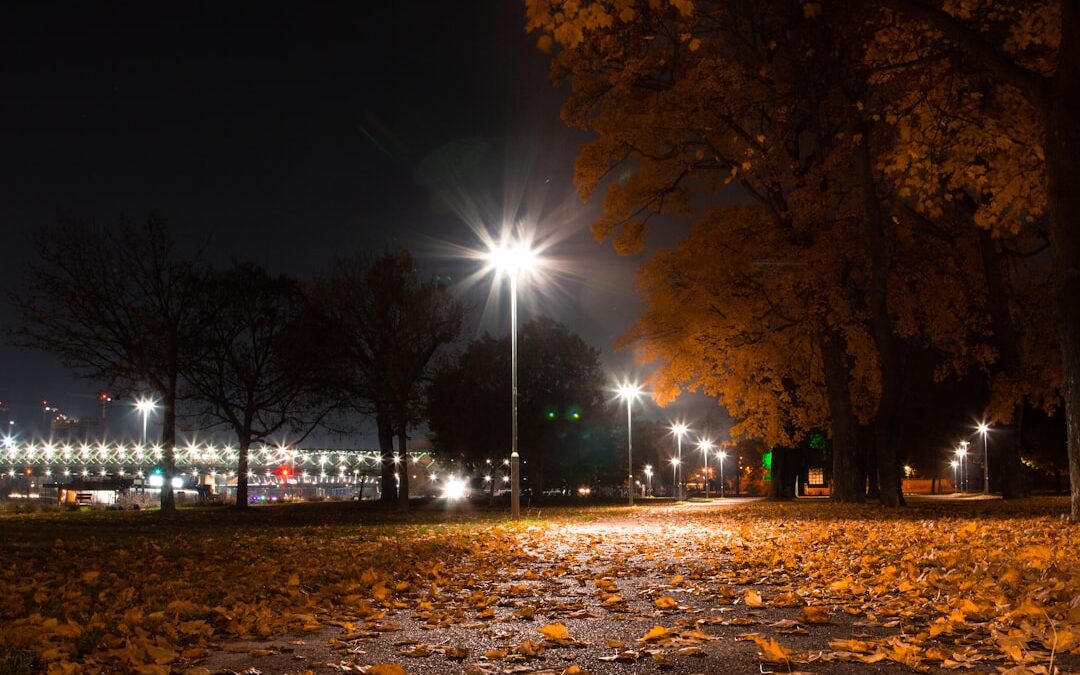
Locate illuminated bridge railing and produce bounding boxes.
[1,441,434,480]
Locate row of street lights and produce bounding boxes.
[485,231,742,516]
[949,422,992,494]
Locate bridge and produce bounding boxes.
[0,439,457,504]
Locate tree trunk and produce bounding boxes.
[856,123,904,507]
[769,447,796,500]
[820,328,864,502]
[160,386,177,514]
[396,425,409,513]
[377,413,396,505]
[235,431,251,508]
[1047,0,1080,522]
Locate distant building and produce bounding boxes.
[50,416,103,442]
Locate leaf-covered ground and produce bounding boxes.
[1,498,1077,674]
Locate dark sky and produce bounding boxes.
[0,1,706,443]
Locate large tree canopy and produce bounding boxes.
[526,0,1068,507]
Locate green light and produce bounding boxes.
[762,450,772,481]
[569,410,581,420]
[546,410,556,420]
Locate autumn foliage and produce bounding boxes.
[525,0,1069,507]
[1,501,1077,673]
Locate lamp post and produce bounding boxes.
[484,238,539,520]
[977,422,991,494]
[949,459,959,493]
[671,423,689,499]
[670,457,680,498]
[717,450,727,498]
[698,439,713,499]
[644,464,653,497]
[135,398,157,444]
[956,443,969,492]
[617,382,643,506]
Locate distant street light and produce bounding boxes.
[644,464,653,497]
[617,381,643,506]
[956,442,969,492]
[670,457,680,499]
[134,398,157,444]
[717,450,728,498]
[698,439,714,499]
[670,422,689,499]
[977,422,991,494]
[949,459,959,493]
[484,236,540,520]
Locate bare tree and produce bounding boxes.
[10,219,206,513]
[185,262,336,507]
[309,250,463,511]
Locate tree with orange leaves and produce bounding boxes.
[526,0,1063,506]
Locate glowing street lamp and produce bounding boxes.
[670,457,680,498]
[617,381,643,506]
[977,421,991,494]
[134,398,157,444]
[484,236,540,520]
[698,439,714,499]
[644,464,653,497]
[717,450,728,498]
[955,442,969,492]
[950,459,959,493]
[670,422,689,500]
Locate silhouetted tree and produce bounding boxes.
[185,262,336,507]
[10,219,205,513]
[310,251,463,511]
[427,316,606,495]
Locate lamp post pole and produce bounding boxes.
[718,451,726,498]
[510,272,520,520]
[671,459,679,498]
[626,396,634,506]
[676,432,683,499]
[700,440,712,499]
[978,423,990,495]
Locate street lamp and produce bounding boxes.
[977,421,991,494]
[717,450,728,498]
[484,237,540,520]
[956,442,969,492]
[949,459,959,493]
[670,422,689,499]
[617,381,643,506]
[670,457,680,498]
[698,439,714,499]
[644,464,653,497]
[134,398,157,444]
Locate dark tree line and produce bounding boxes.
[10,220,463,513]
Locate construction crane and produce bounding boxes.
[66,390,113,419]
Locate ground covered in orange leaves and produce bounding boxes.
[1,497,1077,675]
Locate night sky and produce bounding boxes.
[1,1,692,442]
